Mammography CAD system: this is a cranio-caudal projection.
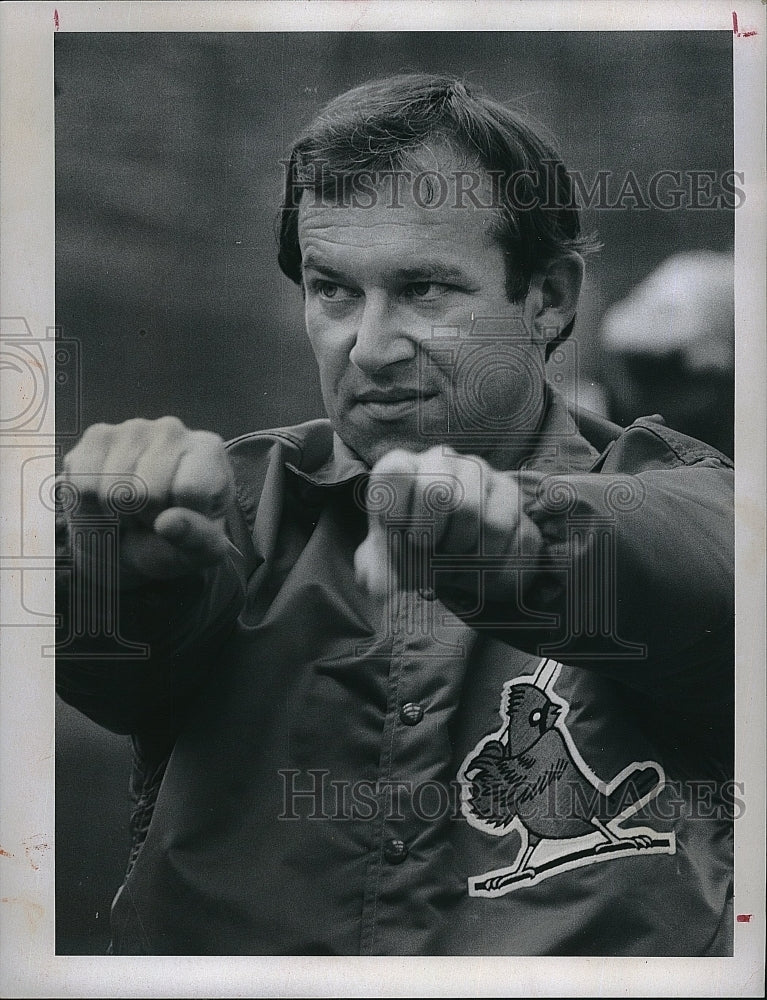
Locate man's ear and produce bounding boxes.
[527,253,584,349]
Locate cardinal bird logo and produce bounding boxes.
[458,658,676,897]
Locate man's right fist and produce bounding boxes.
[59,416,235,587]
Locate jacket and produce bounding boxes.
[56,389,735,955]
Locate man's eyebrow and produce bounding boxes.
[301,254,470,283]
[397,264,468,282]
[300,254,347,279]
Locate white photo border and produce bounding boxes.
[0,1,764,996]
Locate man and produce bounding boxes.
[56,74,734,956]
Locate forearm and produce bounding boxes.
[440,463,734,700]
[55,547,245,734]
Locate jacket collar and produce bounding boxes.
[286,385,601,488]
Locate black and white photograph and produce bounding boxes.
[0,1,764,995]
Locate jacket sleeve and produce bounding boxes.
[443,419,734,715]
[55,508,251,736]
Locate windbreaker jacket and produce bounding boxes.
[56,390,735,956]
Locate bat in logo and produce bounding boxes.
[459,659,675,896]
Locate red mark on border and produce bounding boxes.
[54,9,59,31]
[736,913,752,922]
[22,835,49,871]
[733,11,758,37]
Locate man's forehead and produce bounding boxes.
[297,171,498,261]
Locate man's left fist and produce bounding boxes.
[354,445,543,603]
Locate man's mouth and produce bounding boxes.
[357,389,420,403]
[354,388,438,420]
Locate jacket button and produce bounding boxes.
[399,702,424,726]
[383,838,409,864]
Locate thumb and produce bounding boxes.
[153,506,230,567]
[354,519,391,597]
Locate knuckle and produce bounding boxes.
[79,421,114,446]
[154,414,186,435]
[424,447,450,474]
[374,448,415,475]
[110,418,152,453]
[189,429,226,452]
[65,426,110,475]
[203,481,232,512]
[60,444,78,473]
[119,417,151,434]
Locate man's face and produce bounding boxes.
[298,169,549,468]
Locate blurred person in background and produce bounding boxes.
[599,250,734,458]
[56,75,734,957]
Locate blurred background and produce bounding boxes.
[55,31,734,953]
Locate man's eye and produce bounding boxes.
[407,281,448,301]
[313,280,357,302]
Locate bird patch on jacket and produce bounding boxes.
[458,658,675,897]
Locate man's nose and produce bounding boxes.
[349,294,416,375]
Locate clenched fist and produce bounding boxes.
[354,446,543,603]
[59,416,235,588]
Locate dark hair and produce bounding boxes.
[278,73,599,346]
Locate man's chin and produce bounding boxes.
[335,414,540,471]
[334,419,433,467]
[330,397,447,463]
